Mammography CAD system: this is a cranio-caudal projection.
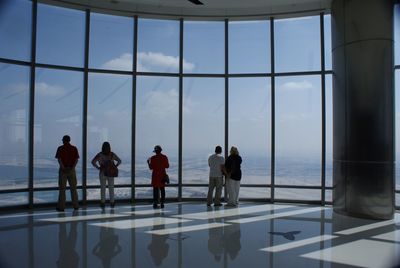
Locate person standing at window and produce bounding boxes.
[147,145,169,209]
[91,142,121,208]
[225,146,242,207]
[55,135,80,211]
[207,145,226,207]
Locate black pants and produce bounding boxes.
[153,187,165,204]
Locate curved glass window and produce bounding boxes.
[183,78,224,188]
[275,16,321,72]
[275,75,322,200]
[135,76,179,189]
[33,68,83,192]
[0,0,32,61]
[87,73,132,200]
[229,21,270,74]
[89,12,134,71]
[229,77,271,186]
[0,63,30,192]
[36,4,85,67]
[137,18,180,73]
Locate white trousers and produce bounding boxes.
[99,172,115,203]
[226,178,240,205]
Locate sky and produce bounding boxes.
[0,1,399,194]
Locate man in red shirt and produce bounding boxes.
[55,135,80,211]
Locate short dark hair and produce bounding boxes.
[102,141,111,154]
[215,146,222,154]
[62,135,71,143]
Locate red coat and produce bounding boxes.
[148,153,169,187]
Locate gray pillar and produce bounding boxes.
[332,0,395,220]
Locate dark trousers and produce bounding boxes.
[153,187,165,204]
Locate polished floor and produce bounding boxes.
[0,202,399,268]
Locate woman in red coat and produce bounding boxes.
[147,145,169,209]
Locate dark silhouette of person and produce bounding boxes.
[55,135,79,211]
[207,146,226,207]
[56,212,79,268]
[147,145,169,209]
[91,141,121,208]
[207,218,223,262]
[223,223,241,260]
[224,146,242,207]
[147,221,170,266]
[92,226,122,268]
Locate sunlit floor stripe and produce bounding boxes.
[335,214,400,235]
[91,217,191,229]
[228,207,327,224]
[122,210,171,215]
[173,204,294,220]
[260,234,337,253]
[39,213,128,222]
[146,222,229,235]
[301,239,400,268]
[372,230,400,242]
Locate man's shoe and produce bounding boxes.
[73,207,79,211]
[160,203,164,209]
[56,207,64,212]
[153,203,158,209]
[214,203,222,207]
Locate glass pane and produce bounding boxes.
[137,18,180,73]
[34,68,83,188]
[396,70,400,191]
[183,78,224,185]
[87,188,130,201]
[34,190,83,204]
[183,21,224,74]
[325,75,333,187]
[36,4,85,67]
[89,12,134,71]
[229,78,271,185]
[240,187,270,199]
[229,20,270,73]
[136,76,178,184]
[324,15,332,70]
[0,192,28,207]
[87,73,132,190]
[275,188,321,201]
[0,0,31,61]
[275,76,322,187]
[135,187,178,199]
[275,16,321,72]
[182,187,208,198]
[0,63,29,190]
[395,4,400,65]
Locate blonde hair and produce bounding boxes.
[230,146,239,155]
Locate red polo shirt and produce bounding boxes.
[55,143,79,167]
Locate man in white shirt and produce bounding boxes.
[207,146,226,206]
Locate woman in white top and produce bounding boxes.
[91,142,121,208]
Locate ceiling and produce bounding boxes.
[43,0,333,19]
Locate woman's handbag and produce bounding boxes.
[104,154,118,177]
[163,173,170,184]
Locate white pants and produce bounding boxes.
[100,173,114,203]
[226,178,240,205]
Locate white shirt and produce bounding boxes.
[208,153,225,177]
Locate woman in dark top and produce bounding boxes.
[225,146,242,207]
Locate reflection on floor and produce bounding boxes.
[0,202,399,268]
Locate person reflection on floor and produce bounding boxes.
[92,227,122,268]
[207,218,223,262]
[223,223,241,260]
[56,212,79,268]
[148,222,170,266]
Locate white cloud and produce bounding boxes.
[56,115,80,124]
[35,82,65,97]
[101,52,195,72]
[280,80,314,91]
[140,88,179,117]
[101,53,132,70]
